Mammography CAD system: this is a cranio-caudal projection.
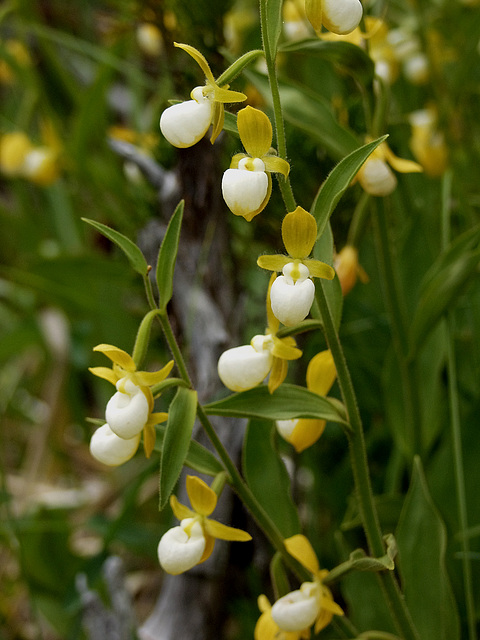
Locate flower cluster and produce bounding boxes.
[89,344,173,465]
[158,475,251,575]
[255,535,343,639]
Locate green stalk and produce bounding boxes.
[316,280,420,640]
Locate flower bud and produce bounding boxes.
[217,335,273,391]
[270,263,315,326]
[222,157,269,220]
[358,157,397,196]
[322,0,363,35]
[157,519,206,575]
[105,378,150,439]
[160,87,213,148]
[89,423,140,466]
[271,582,320,631]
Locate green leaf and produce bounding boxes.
[396,457,460,640]
[216,49,264,86]
[153,424,223,477]
[156,200,184,312]
[205,384,348,426]
[279,39,375,84]
[326,534,397,583]
[82,218,148,276]
[312,136,388,238]
[409,225,480,357]
[264,0,283,58]
[243,420,300,538]
[270,552,291,600]
[159,387,198,509]
[313,222,343,331]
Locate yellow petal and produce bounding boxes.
[212,85,247,104]
[134,360,174,386]
[284,534,320,575]
[263,155,290,177]
[88,366,119,386]
[147,412,169,425]
[230,152,248,169]
[254,609,279,640]
[257,254,291,272]
[288,419,326,452]
[306,350,336,396]
[302,258,336,280]
[258,594,271,613]
[186,475,217,516]
[198,533,216,564]
[268,356,288,394]
[383,144,423,174]
[170,495,195,521]
[271,337,303,361]
[205,518,252,541]
[282,207,317,259]
[143,423,156,458]
[210,101,224,144]
[93,344,136,371]
[174,42,215,84]
[305,0,323,33]
[237,106,273,158]
[266,273,280,335]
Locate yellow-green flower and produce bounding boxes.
[257,207,335,326]
[276,350,336,452]
[89,343,173,459]
[160,43,246,148]
[222,106,290,221]
[157,475,251,575]
[217,275,302,394]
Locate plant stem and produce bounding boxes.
[316,280,420,640]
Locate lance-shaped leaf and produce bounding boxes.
[396,457,460,640]
[159,387,197,509]
[205,384,349,428]
[156,200,184,312]
[216,49,264,86]
[153,424,223,477]
[82,218,148,275]
[243,420,300,538]
[263,0,283,59]
[325,534,397,584]
[312,136,387,239]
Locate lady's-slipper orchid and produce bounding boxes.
[222,106,290,221]
[157,475,251,575]
[276,350,336,452]
[355,140,422,197]
[160,43,246,148]
[255,594,309,640]
[283,0,311,41]
[218,275,302,394]
[89,423,141,466]
[334,245,369,295]
[305,0,363,36]
[257,207,335,326]
[89,344,172,458]
[409,108,448,177]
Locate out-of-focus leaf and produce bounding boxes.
[156,200,184,312]
[154,423,223,477]
[409,225,480,356]
[313,222,343,331]
[280,39,375,84]
[396,457,460,640]
[312,136,387,238]
[205,384,348,426]
[243,420,300,537]
[159,388,198,509]
[82,218,148,276]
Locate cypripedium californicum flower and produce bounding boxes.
[136,23,163,57]
[355,140,422,197]
[0,129,61,186]
[217,275,302,394]
[255,535,343,639]
[157,475,251,575]
[159,42,247,148]
[305,0,363,36]
[276,350,336,452]
[89,344,173,463]
[257,207,335,326]
[334,245,369,295]
[222,106,290,221]
[408,109,448,177]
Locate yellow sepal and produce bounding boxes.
[284,534,320,575]
[186,475,217,516]
[174,42,215,84]
[88,366,120,386]
[257,254,291,272]
[199,534,216,564]
[281,207,318,258]
[384,144,423,174]
[93,344,136,371]
[210,101,224,145]
[305,0,323,33]
[143,423,156,458]
[268,357,288,394]
[212,85,247,104]
[169,495,195,521]
[237,106,273,158]
[303,258,336,280]
[288,418,326,453]
[134,360,174,386]
[266,274,280,335]
[205,518,252,541]
[263,155,290,177]
[148,411,169,425]
[271,336,302,361]
[306,350,336,396]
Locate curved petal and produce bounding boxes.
[271,337,302,360]
[266,273,280,335]
[237,106,273,158]
[282,207,317,259]
[142,422,156,458]
[174,42,215,83]
[306,350,336,396]
[134,360,174,386]
[160,98,212,148]
[93,344,136,371]
[218,344,273,392]
[198,533,216,564]
[270,276,315,326]
[288,418,326,453]
[271,585,320,632]
[210,101,224,144]
[186,475,217,516]
[88,366,119,386]
[263,155,290,177]
[302,258,336,280]
[170,495,195,521]
[212,85,247,104]
[222,167,269,219]
[157,521,206,575]
[257,254,291,272]
[284,534,320,575]
[205,518,252,541]
[106,386,150,439]
[267,356,288,394]
[383,144,423,173]
[254,609,280,640]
